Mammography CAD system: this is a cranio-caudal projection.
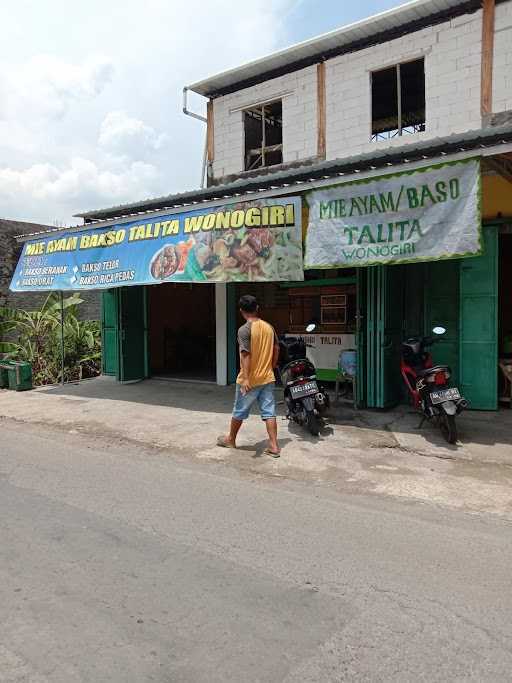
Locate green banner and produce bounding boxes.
[305,158,481,268]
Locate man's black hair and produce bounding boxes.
[239,294,258,314]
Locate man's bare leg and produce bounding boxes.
[264,418,280,454]
[221,418,243,447]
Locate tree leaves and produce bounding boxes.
[0,295,100,385]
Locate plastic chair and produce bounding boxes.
[335,371,357,409]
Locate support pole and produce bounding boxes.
[215,283,228,386]
[396,63,402,136]
[60,291,65,386]
[317,62,326,159]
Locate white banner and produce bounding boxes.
[284,333,355,372]
[304,158,481,269]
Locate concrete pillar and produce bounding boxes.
[215,283,227,385]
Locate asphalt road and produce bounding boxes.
[1,419,512,682]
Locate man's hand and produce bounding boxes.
[272,343,280,369]
[240,350,251,395]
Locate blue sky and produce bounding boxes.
[286,0,401,42]
[0,0,402,225]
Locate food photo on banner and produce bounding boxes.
[10,197,304,292]
[304,157,481,269]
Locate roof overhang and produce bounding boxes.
[187,0,482,98]
[15,125,512,242]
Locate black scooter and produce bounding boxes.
[278,327,329,436]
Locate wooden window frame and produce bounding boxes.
[244,101,283,171]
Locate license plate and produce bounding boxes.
[290,381,318,399]
[430,387,461,405]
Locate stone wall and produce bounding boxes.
[0,219,100,320]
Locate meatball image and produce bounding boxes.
[150,245,179,280]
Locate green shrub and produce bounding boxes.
[0,293,101,385]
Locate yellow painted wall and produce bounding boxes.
[482,175,512,219]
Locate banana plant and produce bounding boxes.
[0,293,100,385]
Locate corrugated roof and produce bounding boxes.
[72,124,512,226]
[187,0,481,97]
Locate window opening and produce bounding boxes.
[244,101,283,171]
[371,58,425,141]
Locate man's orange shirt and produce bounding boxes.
[236,319,277,387]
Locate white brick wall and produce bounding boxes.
[212,66,317,179]
[211,4,512,179]
[493,2,512,113]
[326,11,483,160]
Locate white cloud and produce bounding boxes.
[0,0,295,224]
[99,111,168,157]
[0,157,158,200]
[1,54,114,123]
[0,158,161,224]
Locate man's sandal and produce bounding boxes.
[264,448,280,458]
[217,436,236,449]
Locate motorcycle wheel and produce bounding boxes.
[440,413,457,444]
[306,411,320,437]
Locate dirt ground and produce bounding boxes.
[1,376,511,519]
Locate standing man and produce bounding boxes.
[217,295,280,457]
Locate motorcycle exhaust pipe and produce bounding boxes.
[315,392,326,406]
[456,398,469,413]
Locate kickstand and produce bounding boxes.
[417,415,426,429]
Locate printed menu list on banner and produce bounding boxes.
[11,197,304,292]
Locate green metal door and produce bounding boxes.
[118,286,148,382]
[403,263,425,339]
[101,289,119,376]
[424,260,460,386]
[378,265,405,408]
[356,268,366,407]
[459,226,498,410]
[366,265,404,408]
[365,267,378,407]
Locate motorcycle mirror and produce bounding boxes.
[306,323,316,333]
[433,326,446,335]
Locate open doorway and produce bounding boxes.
[231,277,358,384]
[148,283,216,382]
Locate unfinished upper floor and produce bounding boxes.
[187,0,512,185]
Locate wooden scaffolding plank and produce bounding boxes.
[481,0,496,116]
[317,62,326,159]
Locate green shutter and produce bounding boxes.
[366,265,404,408]
[378,265,405,408]
[403,263,425,339]
[101,289,119,377]
[424,259,460,387]
[459,226,498,410]
[118,286,148,382]
[356,268,366,407]
[366,267,377,407]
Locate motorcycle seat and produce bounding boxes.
[417,365,451,379]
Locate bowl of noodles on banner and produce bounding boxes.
[149,239,195,281]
